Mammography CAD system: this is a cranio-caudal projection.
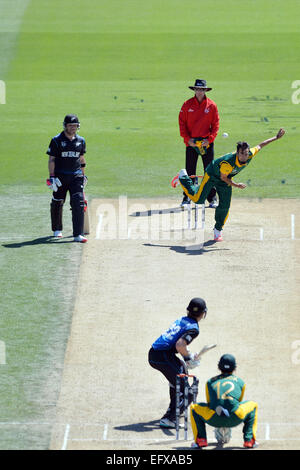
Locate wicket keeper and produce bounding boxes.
[174,128,285,241]
[148,298,207,429]
[190,354,258,449]
[46,114,88,243]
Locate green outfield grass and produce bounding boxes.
[0,0,299,450]
[1,0,300,198]
[0,192,82,449]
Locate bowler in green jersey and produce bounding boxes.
[177,128,285,241]
[190,354,258,449]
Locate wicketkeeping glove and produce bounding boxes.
[46,177,62,192]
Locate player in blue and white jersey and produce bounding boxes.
[148,298,207,428]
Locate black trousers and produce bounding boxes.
[148,347,194,420]
[185,143,216,202]
[50,173,85,237]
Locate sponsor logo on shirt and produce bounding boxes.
[61,151,81,158]
[188,108,194,112]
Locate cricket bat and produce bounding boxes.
[195,343,217,359]
[83,192,90,235]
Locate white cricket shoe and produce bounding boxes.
[208,197,218,209]
[74,235,88,243]
[53,231,62,238]
[214,228,223,242]
[159,418,183,429]
[159,418,176,428]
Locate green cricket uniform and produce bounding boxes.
[190,373,258,443]
[179,146,261,231]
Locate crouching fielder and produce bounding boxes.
[190,354,258,449]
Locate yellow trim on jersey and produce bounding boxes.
[191,403,216,421]
[180,172,210,203]
[220,161,234,175]
[239,384,246,402]
[205,383,210,404]
[194,173,210,203]
[235,145,260,167]
[235,155,246,167]
[250,145,260,157]
[234,401,258,438]
[222,209,230,228]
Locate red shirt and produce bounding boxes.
[179,95,220,146]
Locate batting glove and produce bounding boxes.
[46,177,62,192]
[184,352,201,369]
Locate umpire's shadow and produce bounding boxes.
[144,240,230,255]
[2,235,74,248]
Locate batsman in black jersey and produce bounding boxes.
[46,114,88,243]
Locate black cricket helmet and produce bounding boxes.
[218,354,236,373]
[187,297,207,318]
[63,114,80,129]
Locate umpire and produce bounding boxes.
[46,114,88,243]
[179,79,219,208]
[148,298,207,429]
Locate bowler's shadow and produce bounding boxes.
[144,240,229,255]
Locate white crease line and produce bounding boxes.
[61,424,70,450]
[71,438,176,442]
[291,214,295,240]
[260,228,264,241]
[95,214,103,240]
[265,423,270,440]
[103,423,108,440]
[70,437,300,442]
[0,421,300,426]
